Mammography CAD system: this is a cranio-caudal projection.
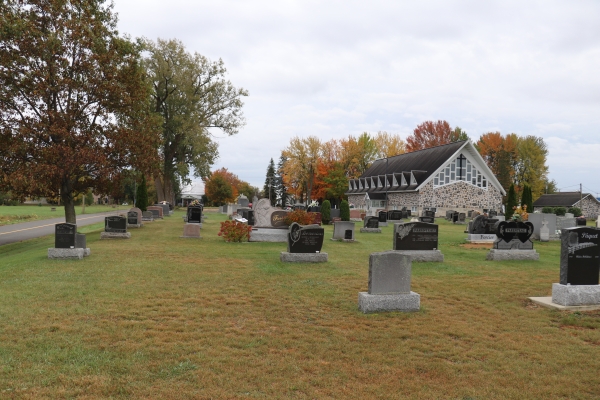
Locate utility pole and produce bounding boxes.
[580,183,583,205]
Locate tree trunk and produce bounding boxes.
[61,178,76,224]
[154,174,176,205]
[154,176,165,203]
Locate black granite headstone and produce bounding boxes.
[389,210,402,220]
[560,227,600,285]
[378,211,387,223]
[127,211,138,225]
[493,221,534,250]
[287,222,324,253]
[365,216,379,228]
[344,230,353,240]
[242,209,255,226]
[394,222,438,251]
[576,217,587,226]
[55,223,76,248]
[187,206,203,223]
[105,216,127,233]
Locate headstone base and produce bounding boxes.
[127,223,143,229]
[48,248,86,260]
[486,249,539,261]
[100,232,131,239]
[378,222,388,227]
[330,238,356,242]
[181,223,201,238]
[280,252,328,263]
[466,234,497,243]
[249,228,288,242]
[142,217,153,222]
[360,228,382,233]
[528,296,600,311]
[551,283,600,306]
[358,292,420,313]
[393,250,444,263]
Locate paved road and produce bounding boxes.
[0,211,121,246]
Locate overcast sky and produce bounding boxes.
[113,0,600,196]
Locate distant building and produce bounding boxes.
[178,182,205,206]
[532,192,600,219]
[346,140,506,215]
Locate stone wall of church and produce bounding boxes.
[347,194,366,209]
[576,196,600,219]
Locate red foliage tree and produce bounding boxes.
[405,120,455,152]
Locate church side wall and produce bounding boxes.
[576,197,600,219]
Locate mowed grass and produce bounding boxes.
[0,211,599,399]
[0,204,130,226]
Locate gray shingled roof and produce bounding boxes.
[533,192,596,207]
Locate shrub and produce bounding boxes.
[521,184,533,215]
[542,207,554,214]
[321,200,331,225]
[340,200,350,221]
[554,207,566,216]
[568,207,582,217]
[218,220,252,242]
[284,209,314,226]
[85,190,94,206]
[505,184,517,220]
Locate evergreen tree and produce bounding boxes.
[505,183,517,219]
[521,184,533,213]
[340,200,350,221]
[136,175,149,212]
[263,158,277,206]
[276,154,288,207]
[321,200,331,225]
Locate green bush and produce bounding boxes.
[505,184,517,220]
[554,207,566,216]
[340,200,350,221]
[85,190,94,206]
[542,207,554,214]
[321,200,331,225]
[568,207,582,217]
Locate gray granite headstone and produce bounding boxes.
[368,251,411,294]
[333,221,355,240]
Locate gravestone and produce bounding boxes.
[332,221,356,241]
[466,215,496,242]
[388,210,403,221]
[556,216,576,231]
[142,211,154,221]
[457,213,466,224]
[576,217,587,226]
[187,205,203,224]
[237,194,249,208]
[419,216,435,223]
[181,223,201,238]
[361,216,382,233]
[155,203,170,217]
[422,210,435,218]
[147,206,163,219]
[127,210,141,228]
[378,211,387,223]
[249,198,289,242]
[55,223,76,248]
[129,207,143,225]
[446,210,455,220]
[550,227,600,307]
[280,222,327,262]
[486,221,539,260]
[358,251,420,313]
[393,222,444,262]
[488,210,498,218]
[101,216,131,239]
[540,220,550,242]
[528,213,558,240]
[270,211,288,227]
[241,209,255,226]
[252,195,259,207]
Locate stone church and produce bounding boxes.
[346,140,506,216]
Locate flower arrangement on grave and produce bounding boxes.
[284,209,315,226]
[189,199,201,207]
[511,204,528,221]
[307,200,319,208]
[218,220,252,242]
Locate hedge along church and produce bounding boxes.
[346,140,506,215]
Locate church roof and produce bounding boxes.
[533,192,598,207]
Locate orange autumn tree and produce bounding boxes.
[405,120,467,152]
[0,0,160,223]
[476,132,519,194]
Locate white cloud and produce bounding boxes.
[113,0,600,191]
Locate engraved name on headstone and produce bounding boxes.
[105,216,127,233]
[287,222,325,253]
[394,222,438,251]
[55,223,77,248]
[560,227,600,285]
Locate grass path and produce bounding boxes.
[0,211,598,398]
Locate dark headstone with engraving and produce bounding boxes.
[127,211,139,225]
[105,216,127,233]
[55,223,77,248]
[365,216,379,228]
[394,222,438,251]
[422,210,435,218]
[576,217,587,226]
[389,210,403,220]
[485,219,499,234]
[187,206,203,224]
[271,211,288,227]
[560,227,600,285]
[378,211,387,223]
[241,209,255,225]
[492,221,534,250]
[287,222,324,253]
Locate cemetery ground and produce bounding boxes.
[1,211,599,399]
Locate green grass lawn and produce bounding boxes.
[0,212,599,398]
[0,204,130,226]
